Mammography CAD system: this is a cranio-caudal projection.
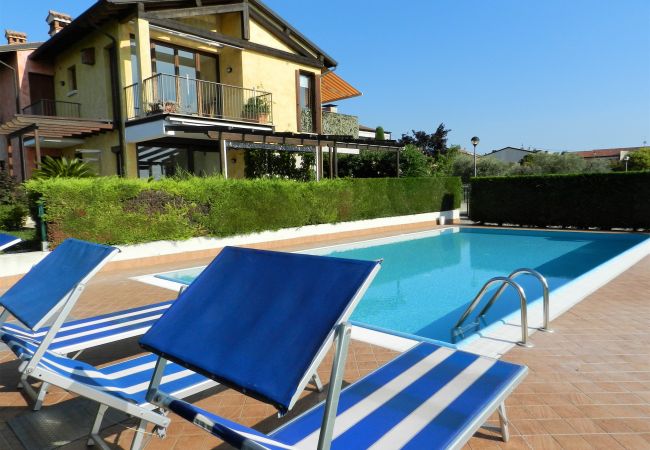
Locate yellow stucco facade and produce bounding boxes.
[43,6,327,179]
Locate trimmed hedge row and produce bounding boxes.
[26,176,462,246]
[470,172,650,229]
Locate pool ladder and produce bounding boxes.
[452,268,553,348]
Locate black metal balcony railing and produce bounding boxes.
[22,99,81,118]
[125,73,273,125]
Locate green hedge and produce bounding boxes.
[470,172,650,229]
[26,176,462,246]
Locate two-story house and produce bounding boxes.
[0,0,400,181]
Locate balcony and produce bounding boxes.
[22,99,81,118]
[125,73,273,125]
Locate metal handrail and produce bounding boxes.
[453,277,533,347]
[124,73,274,124]
[22,99,81,117]
[478,268,553,333]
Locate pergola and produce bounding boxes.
[0,115,113,178]
[164,123,405,179]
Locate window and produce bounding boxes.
[298,72,315,132]
[67,65,77,92]
[299,73,313,110]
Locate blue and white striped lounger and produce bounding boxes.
[0,238,219,450]
[2,332,215,449]
[0,233,21,251]
[139,246,528,450]
[2,299,174,355]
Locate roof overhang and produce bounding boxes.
[31,0,338,68]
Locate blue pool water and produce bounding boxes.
[156,229,647,344]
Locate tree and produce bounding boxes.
[510,152,609,175]
[450,153,512,182]
[398,123,451,157]
[32,156,96,179]
[375,126,385,141]
[399,145,432,177]
[627,147,650,171]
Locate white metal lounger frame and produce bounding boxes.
[0,248,168,450]
[146,263,381,450]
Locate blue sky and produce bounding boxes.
[1,0,649,152]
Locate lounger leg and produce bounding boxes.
[498,402,510,442]
[88,404,108,447]
[33,382,49,411]
[311,373,324,392]
[130,419,148,450]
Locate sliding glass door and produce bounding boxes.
[151,42,219,116]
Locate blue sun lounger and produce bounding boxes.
[140,246,528,450]
[0,233,21,251]
[0,238,176,410]
[0,238,217,450]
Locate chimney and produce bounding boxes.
[5,30,27,45]
[46,10,72,36]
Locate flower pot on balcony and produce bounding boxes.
[148,101,179,116]
[257,113,270,124]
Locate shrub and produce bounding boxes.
[0,170,27,231]
[32,156,96,179]
[375,126,385,140]
[26,176,462,246]
[0,204,27,230]
[470,172,650,229]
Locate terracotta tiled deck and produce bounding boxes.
[0,229,649,449]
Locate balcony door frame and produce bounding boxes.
[296,70,321,133]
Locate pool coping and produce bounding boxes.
[132,227,650,359]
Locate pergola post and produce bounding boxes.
[333,144,338,178]
[221,139,229,179]
[34,127,42,169]
[315,144,321,181]
[396,147,400,178]
[328,145,333,179]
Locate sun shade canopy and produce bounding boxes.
[0,239,117,330]
[140,246,380,413]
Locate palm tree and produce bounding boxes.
[32,156,96,179]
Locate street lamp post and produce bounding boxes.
[471,136,480,177]
[624,155,630,172]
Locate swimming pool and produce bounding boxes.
[155,228,649,345]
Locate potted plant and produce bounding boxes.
[147,100,179,115]
[243,97,271,124]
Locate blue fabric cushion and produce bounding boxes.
[0,233,20,251]
[0,238,117,330]
[140,246,378,413]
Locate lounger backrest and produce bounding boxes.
[0,238,118,330]
[0,233,20,251]
[140,246,379,414]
